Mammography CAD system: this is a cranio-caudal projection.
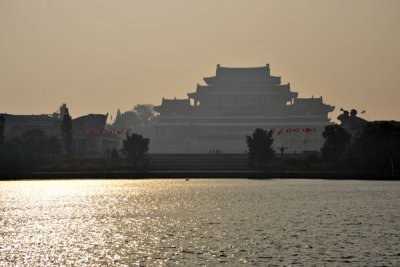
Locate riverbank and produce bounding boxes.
[0,170,397,180]
[1,154,398,180]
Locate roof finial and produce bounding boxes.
[217,64,220,68]
[266,63,269,68]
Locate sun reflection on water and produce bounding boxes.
[0,179,399,266]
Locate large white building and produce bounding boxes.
[150,64,334,153]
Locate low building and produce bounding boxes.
[73,114,121,158]
[150,64,335,153]
[1,114,61,138]
[0,112,120,158]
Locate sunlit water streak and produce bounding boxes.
[0,179,399,266]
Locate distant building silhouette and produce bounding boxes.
[1,108,119,158]
[150,64,335,153]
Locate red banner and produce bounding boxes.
[272,127,317,135]
[81,129,132,135]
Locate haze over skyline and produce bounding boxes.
[1,0,399,121]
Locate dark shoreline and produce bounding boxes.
[0,170,398,180]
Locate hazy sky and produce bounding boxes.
[1,0,399,121]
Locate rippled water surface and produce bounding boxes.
[1,179,400,266]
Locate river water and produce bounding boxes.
[0,179,399,266]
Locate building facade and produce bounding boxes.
[150,64,335,153]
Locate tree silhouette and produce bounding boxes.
[61,107,73,156]
[120,111,139,131]
[133,104,156,134]
[351,121,400,170]
[111,148,119,162]
[133,104,156,123]
[113,109,126,130]
[321,125,351,163]
[278,145,287,157]
[114,105,156,135]
[246,128,275,166]
[121,133,149,166]
[0,115,5,146]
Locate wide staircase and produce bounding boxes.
[149,154,249,171]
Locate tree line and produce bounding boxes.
[246,121,400,172]
[321,121,400,171]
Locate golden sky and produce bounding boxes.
[1,0,399,121]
